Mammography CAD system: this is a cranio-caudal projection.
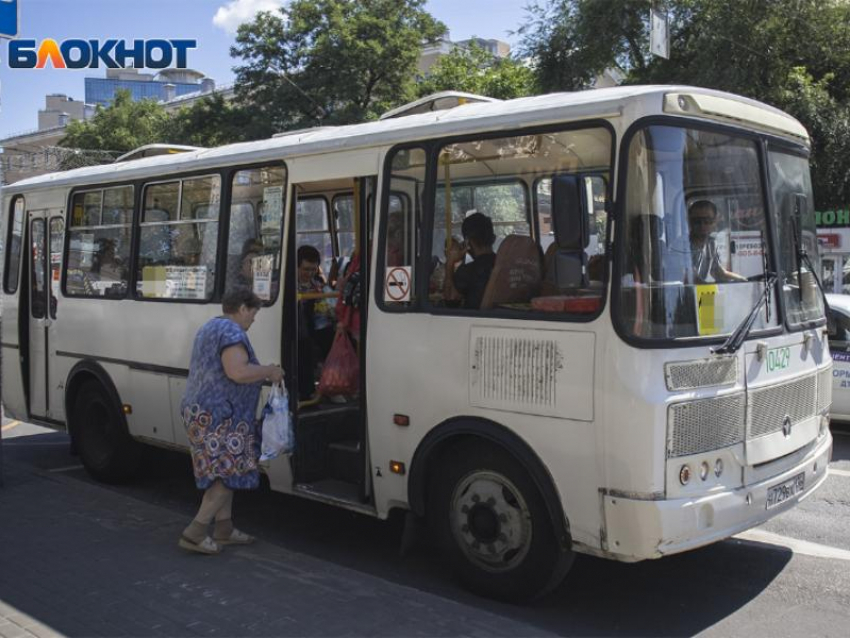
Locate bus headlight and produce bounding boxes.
[679,465,692,485]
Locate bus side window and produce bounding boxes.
[430,130,610,315]
[3,196,25,294]
[224,165,288,304]
[64,186,133,299]
[298,196,334,280]
[137,176,220,301]
[381,147,425,308]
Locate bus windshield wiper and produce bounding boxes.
[712,272,778,355]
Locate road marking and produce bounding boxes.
[735,529,850,561]
[829,467,850,478]
[47,464,84,473]
[1,420,21,431]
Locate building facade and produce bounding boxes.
[417,33,511,77]
[85,68,212,107]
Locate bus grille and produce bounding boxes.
[748,373,817,439]
[667,393,745,458]
[665,356,738,390]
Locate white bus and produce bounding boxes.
[1,86,833,601]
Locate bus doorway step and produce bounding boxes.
[328,439,361,483]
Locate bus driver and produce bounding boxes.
[688,199,746,283]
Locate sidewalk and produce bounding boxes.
[0,438,549,638]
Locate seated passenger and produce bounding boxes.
[230,239,264,292]
[687,200,746,283]
[444,212,496,309]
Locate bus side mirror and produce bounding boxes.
[551,174,589,289]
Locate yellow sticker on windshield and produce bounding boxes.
[696,284,720,335]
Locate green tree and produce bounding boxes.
[231,0,446,134]
[517,0,651,91]
[418,44,536,100]
[60,90,171,153]
[165,94,263,147]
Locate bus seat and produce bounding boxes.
[480,235,542,310]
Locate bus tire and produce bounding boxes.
[429,440,573,602]
[73,379,141,483]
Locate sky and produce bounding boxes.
[0,0,532,139]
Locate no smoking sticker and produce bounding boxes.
[385,266,411,302]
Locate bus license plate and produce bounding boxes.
[766,473,805,510]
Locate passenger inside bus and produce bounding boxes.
[444,212,497,309]
[231,238,264,292]
[297,245,336,401]
[94,238,126,284]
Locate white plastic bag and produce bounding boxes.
[260,383,293,461]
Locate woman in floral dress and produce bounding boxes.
[179,289,284,554]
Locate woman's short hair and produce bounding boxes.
[222,289,262,314]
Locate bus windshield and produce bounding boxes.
[618,124,789,341]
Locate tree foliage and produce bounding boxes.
[417,44,536,100]
[517,0,850,207]
[231,0,446,135]
[164,94,262,147]
[60,90,171,153]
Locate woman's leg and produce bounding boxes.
[212,488,254,544]
[212,490,234,539]
[183,480,231,543]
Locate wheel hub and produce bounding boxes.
[450,471,532,573]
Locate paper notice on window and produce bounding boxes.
[252,255,273,300]
[164,266,207,300]
[696,284,720,336]
[261,186,284,233]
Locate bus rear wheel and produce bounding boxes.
[429,441,574,602]
[73,379,141,483]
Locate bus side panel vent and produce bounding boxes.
[665,357,738,391]
[469,327,595,422]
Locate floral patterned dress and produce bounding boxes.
[181,317,262,490]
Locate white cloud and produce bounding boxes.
[213,0,285,35]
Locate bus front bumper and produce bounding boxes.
[601,433,832,560]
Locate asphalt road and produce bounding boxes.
[2,418,849,637]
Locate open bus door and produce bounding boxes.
[287,176,375,510]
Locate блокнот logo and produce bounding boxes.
[8,39,197,69]
[1,1,197,69]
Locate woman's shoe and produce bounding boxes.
[214,528,255,545]
[178,535,221,555]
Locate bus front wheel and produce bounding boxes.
[429,441,573,602]
[73,379,141,483]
